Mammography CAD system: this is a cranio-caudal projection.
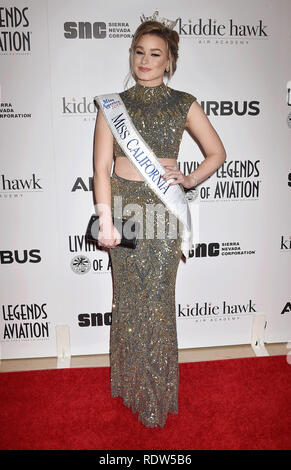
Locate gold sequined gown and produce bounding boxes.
[108,82,196,428]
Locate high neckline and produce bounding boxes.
[131,81,170,103]
[135,81,165,90]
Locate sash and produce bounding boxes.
[94,93,199,259]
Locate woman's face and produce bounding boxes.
[132,33,170,86]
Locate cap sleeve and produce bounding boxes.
[181,92,197,129]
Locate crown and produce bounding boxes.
[140,9,179,30]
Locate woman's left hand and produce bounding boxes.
[162,165,195,189]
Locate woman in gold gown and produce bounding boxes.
[93,18,226,428]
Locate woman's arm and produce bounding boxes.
[93,108,121,248]
[185,101,227,187]
[163,101,227,189]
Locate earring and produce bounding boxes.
[166,66,170,73]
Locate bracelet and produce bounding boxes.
[189,174,198,188]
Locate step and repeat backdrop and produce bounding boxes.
[0,0,291,359]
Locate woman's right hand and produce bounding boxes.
[97,220,121,249]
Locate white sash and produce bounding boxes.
[94,93,199,259]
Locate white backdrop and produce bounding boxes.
[0,0,291,359]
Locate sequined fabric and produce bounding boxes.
[109,173,182,428]
[108,82,196,428]
[113,82,196,159]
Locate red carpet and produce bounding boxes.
[0,355,290,450]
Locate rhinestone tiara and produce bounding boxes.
[140,9,179,30]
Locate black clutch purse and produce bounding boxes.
[85,214,140,249]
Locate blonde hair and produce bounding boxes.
[124,20,179,89]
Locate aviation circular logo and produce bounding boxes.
[71,255,91,274]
